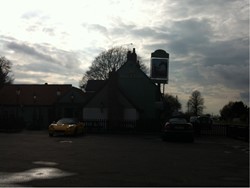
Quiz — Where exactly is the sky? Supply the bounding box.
[0,0,249,115]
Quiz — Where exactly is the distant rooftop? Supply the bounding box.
[0,84,73,106]
[85,80,106,93]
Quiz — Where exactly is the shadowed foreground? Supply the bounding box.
[0,131,248,187]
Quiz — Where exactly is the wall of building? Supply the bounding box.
[0,105,52,129]
[83,108,108,120]
[118,61,159,120]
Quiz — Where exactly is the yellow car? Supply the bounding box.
[48,118,85,136]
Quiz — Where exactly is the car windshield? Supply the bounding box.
[198,116,211,124]
[169,118,187,124]
[190,116,198,122]
[57,118,78,124]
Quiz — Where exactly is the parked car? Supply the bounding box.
[190,116,200,134]
[190,115,213,134]
[48,118,85,137]
[190,116,199,124]
[197,116,213,130]
[162,117,194,142]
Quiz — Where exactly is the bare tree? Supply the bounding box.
[79,47,147,89]
[0,56,14,88]
[187,90,204,116]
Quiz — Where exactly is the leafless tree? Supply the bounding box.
[187,90,205,116]
[79,47,147,89]
[0,56,14,88]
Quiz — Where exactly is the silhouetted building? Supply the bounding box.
[0,84,86,130]
[85,80,105,93]
[83,48,164,131]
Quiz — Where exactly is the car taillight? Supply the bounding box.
[165,123,171,129]
[187,123,192,129]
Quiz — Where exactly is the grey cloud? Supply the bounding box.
[0,35,17,42]
[86,24,108,35]
[13,69,48,84]
[166,18,213,56]
[25,23,56,37]
[22,11,53,34]
[26,24,40,32]
[6,41,82,71]
[170,55,249,92]
[161,0,240,20]
[202,64,249,90]
[240,91,249,104]
[21,11,50,21]
[21,11,42,19]
[6,42,55,63]
[32,44,83,74]
[131,27,158,38]
[202,38,249,66]
[109,22,136,36]
[109,23,166,41]
[135,18,213,56]
[139,12,248,95]
[14,59,65,75]
[3,39,84,86]
[42,27,55,36]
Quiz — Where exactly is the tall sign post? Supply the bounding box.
[150,49,169,95]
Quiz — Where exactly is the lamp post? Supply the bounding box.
[71,94,74,103]
[56,89,61,119]
[71,94,75,117]
[57,90,61,97]
[33,93,37,129]
[33,94,37,103]
[16,88,21,118]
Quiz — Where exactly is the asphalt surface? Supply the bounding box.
[0,131,249,187]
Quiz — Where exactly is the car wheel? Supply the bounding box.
[74,128,78,136]
[82,129,85,135]
[188,137,194,142]
[49,133,53,137]
[162,135,167,141]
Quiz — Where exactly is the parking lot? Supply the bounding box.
[0,131,249,187]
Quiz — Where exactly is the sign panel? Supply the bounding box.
[150,57,169,83]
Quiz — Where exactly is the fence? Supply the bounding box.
[84,119,137,132]
[194,123,249,141]
[199,124,228,136]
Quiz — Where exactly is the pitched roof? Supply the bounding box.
[0,84,72,106]
[58,86,88,104]
[83,78,142,111]
[85,80,106,92]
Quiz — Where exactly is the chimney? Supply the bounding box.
[127,48,137,63]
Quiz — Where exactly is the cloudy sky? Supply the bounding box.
[0,0,249,114]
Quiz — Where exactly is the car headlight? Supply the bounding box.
[49,125,54,129]
[68,124,75,128]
